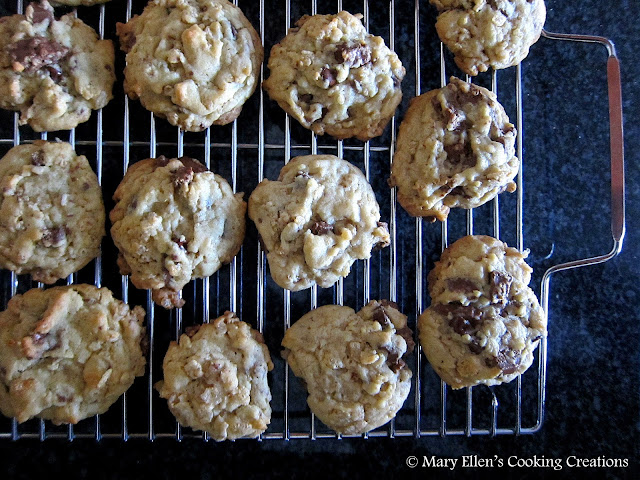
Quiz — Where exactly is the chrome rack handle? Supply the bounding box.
[539,30,626,311]
[529,30,626,434]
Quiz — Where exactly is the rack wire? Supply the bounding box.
[0,0,625,441]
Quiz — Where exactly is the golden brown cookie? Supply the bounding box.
[418,235,546,389]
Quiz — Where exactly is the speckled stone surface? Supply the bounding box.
[0,0,638,478]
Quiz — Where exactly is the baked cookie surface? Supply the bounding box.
[263,11,405,141]
[0,284,146,424]
[117,0,263,132]
[156,312,273,441]
[0,0,115,132]
[430,0,546,76]
[248,155,390,291]
[418,235,546,389]
[110,156,246,309]
[390,77,518,221]
[0,141,105,284]
[282,300,414,435]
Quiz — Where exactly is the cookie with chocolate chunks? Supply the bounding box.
[0,0,115,132]
[248,155,390,291]
[0,141,105,283]
[0,284,146,425]
[390,77,519,221]
[430,0,546,76]
[263,11,405,141]
[418,235,546,389]
[110,156,246,309]
[116,0,263,132]
[282,301,413,435]
[156,311,273,441]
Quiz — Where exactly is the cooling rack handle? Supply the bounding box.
[539,31,626,311]
[606,54,625,243]
[541,30,626,249]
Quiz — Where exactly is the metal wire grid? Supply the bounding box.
[0,0,624,441]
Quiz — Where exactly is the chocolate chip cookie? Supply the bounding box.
[282,301,414,435]
[263,11,405,141]
[248,155,390,291]
[390,77,518,221]
[109,156,246,309]
[418,235,546,389]
[430,0,546,76]
[0,284,146,425]
[156,312,273,441]
[0,0,115,132]
[116,0,263,132]
[0,141,105,284]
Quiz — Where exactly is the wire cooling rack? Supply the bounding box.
[0,0,625,441]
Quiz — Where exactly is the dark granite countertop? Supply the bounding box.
[0,0,638,478]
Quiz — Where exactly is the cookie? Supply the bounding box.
[156,312,273,441]
[418,235,546,389]
[390,77,518,221]
[282,300,414,435]
[116,0,263,132]
[263,11,405,141]
[109,156,246,309]
[248,155,390,291]
[0,141,105,284]
[0,284,146,425]
[430,0,546,76]
[0,0,115,132]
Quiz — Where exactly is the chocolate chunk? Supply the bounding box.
[380,299,398,310]
[44,64,63,83]
[433,303,484,336]
[31,150,45,166]
[41,227,66,247]
[489,271,512,304]
[185,325,201,337]
[310,221,333,235]
[334,43,371,68]
[431,96,465,131]
[27,2,54,25]
[396,326,416,354]
[300,93,313,104]
[176,156,207,173]
[8,37,69,74]
[452,82,485,106]
[373,306,392,327]
[173,166,194,187]
[321,67,337,87]
[468,340,484,354]
[446,278,479,294]
[155,155,170,168]
[381,346,406,373]
[495,350,521,374]
[443,140,475,168]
